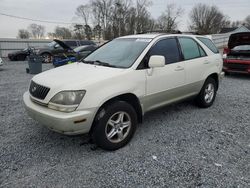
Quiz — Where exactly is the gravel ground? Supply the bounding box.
[0,61,250,188]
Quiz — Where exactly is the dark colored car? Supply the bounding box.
[36,39,96,63]
[8,48,29,61]
[74,45,98,59]
[223,32,250,75]
[52,42,97,67]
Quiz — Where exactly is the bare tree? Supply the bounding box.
[84,25,92,40]
[91,0,114,39]
[73,24,85,40]
[134,0,154,33]
[156,4,183,32]
[230,20,243,28]
[245,15,250,27]
[75,0,155,39]
[189,4,229,34]
[93,24,102,41]
[28,23,45,39]
[17,29,30,39]
[54,26,72,39]
[75,4,91,25]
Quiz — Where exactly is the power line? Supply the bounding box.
[0,12,74,25]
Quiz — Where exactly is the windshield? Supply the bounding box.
[84,38,151,68]
[232,45,250,51]
[47,41,57,47]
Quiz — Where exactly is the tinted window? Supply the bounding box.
[199,46,206,57]
[232,45,250,51]
[149,38,181,64]
[197,37,219,53]
[64,41,77,47]
[75,45,96,52]
[179,37,202,60]
[80,41,95,45]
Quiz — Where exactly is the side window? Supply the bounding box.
[178,37,204,60]
[197,37,219,54]
[199,46,206,57]
[149,38,181,64]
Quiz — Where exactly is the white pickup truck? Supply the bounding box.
[23,33,224,150]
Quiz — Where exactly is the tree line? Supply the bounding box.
[17,1,250,40]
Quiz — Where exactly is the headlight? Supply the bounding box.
[48,90,86,112]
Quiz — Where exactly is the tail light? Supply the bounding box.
[223,48,230,54]
[223,47,230,59]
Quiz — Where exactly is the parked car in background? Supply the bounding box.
[223,32,250,75]
[52,41,97,67]
[8,48,29,61]
[23,33,223,150]
[36,39,96,63]
[74,45,98,59]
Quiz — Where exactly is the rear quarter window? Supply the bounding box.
[197,37,219,54]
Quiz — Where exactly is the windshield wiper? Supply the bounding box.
[82,59,120,68]
[81,59,95,64]
[94,60,118,68]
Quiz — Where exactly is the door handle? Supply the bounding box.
[175,66,184,71]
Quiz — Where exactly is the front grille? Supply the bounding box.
[29,80,50,100]
[224,63,249,71]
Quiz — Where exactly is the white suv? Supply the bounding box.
[23,34,224,150]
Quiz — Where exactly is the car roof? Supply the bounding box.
[119,33,205,40]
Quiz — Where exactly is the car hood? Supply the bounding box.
[228,32,250,49]
[32,63,125,91]
[54,39,72,50]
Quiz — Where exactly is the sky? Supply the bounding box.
[0,0,249,38]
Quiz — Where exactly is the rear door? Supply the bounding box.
[144,38,186,111]
[178,37,208,94]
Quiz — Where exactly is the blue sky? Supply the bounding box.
[0,0,249,38]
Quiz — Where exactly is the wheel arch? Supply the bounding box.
[89,93,143,135]
[207,73,219,90]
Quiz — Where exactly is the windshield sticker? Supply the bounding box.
[136,39,152,43]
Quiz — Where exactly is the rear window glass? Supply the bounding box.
[64,41,77,47]
[232,45,250,51]
[80,41,95,45]
[197,37,219,54]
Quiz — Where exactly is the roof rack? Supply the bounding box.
[138,30,201,35]
[138,30,182,34]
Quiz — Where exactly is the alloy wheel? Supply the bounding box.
[105,111,131,143]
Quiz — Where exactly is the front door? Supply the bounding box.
[143,38,186,112]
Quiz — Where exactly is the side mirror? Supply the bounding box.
[148,55,165,68]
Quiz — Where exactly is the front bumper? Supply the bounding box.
[23,91,97,135]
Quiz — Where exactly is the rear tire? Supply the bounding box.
[92,101,137,151]
[195,77,217,108]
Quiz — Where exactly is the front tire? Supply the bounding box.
[195,77,217,108]
[92,101,137,151]
[41,53,52,63]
